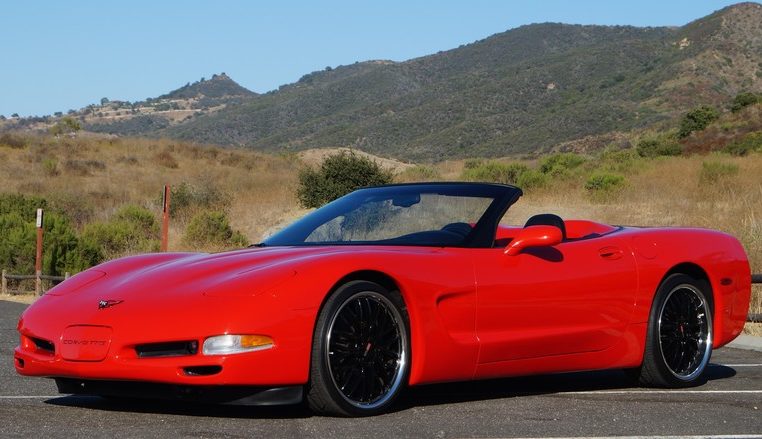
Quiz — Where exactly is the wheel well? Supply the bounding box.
[662,262,714,306]
[330,270,402,298]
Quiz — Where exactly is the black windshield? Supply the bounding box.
[264,183,522,248]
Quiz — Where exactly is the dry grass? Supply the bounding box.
[0,135,301,248]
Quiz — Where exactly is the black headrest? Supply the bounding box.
[524,213,566,240]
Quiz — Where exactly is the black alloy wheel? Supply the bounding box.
[634,273,713,387]
[307,280,409,416]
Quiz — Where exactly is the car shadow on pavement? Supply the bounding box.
[43,364,736,418]
[396,363,736,410]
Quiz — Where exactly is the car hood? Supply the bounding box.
[53,246,349,300]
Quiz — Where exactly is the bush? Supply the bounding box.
[183,211,248,249]
[678,105,720,138]
[49,117,81,136]
[0,212,36,274]
[730,92,760,113]
[461,160,528,184]
[597,148,641,173]
[42,158,59,176]
[64,159,106,176]
[516,169,548,190]
[0,193,47,217]
[539,153,585,177]
[0,133,27,149]
[79,205,160,262]
[723,131,762,156]
[699,161,739,185]
[297,151,393,208]
[636,136,682,158]
[585,172,625,193]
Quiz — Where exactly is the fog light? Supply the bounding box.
[202,334,273,355]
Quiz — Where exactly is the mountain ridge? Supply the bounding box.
[2,2,760,161]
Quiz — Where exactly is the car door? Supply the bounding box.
[472,233,637,364]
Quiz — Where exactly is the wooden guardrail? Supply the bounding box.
[1,270,69,296]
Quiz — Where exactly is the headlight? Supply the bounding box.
[202,334,273,355]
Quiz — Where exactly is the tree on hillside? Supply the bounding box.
[730,92,760,112]
[678,105,719,138]
[100,97,109,105]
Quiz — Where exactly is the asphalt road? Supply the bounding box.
[2,299,761,439]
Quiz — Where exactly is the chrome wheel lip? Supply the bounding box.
[657,283,712,382]
[325,291,408,410]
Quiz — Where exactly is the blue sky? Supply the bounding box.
[0,0,742,117]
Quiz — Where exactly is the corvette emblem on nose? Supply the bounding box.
[98,299,124,309]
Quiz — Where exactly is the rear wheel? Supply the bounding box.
[306,280,409,416]
[635,273,713,387]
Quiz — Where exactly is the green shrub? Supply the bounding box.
[0,193,47,217]
[461,160,528,184]
[723,131,762,156]
[730,92,761,113]
[678,105,720,138]
[516,169,548,190]
[0,212,36,274]
[585,172,625,193]
[699,161,739,184]
[297,151,393,208]
[183,211,248,249]
[636,136,682,158]
[79,205,160,262]
[597,148,641,173]
[539,153,585,177]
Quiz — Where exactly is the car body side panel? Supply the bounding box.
[472,232,638,366]
[623,227,751,349]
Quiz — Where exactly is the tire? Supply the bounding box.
[306,280,410,416]
[635,273,713,387]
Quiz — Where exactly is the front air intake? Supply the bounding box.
[31,337,55,354]
[135,341,198,358]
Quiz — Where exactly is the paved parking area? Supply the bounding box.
[2,300,761,438]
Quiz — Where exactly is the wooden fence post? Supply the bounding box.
[1,270,6,295]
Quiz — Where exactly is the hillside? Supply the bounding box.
[0,73,256,137]
[2,3,761,161]
[160,2,762,160]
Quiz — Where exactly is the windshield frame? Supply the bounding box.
[263,182,522,248]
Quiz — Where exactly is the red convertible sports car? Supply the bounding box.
[15,183,751,416]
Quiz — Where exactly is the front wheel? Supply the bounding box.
[635,273,713,387]
[306,280,410,416]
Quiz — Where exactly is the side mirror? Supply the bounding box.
[504,225,563,256]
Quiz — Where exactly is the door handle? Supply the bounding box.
[598,246,623,260]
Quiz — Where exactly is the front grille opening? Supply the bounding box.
[15,357,25,368]
[135,341,198,358]
[31,337,55,354]
[183,365,222,376]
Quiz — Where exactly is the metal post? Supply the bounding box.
[35,209,44,296]
[65,272,70,280]
[1,270,6,295]
[161,185,171,252]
